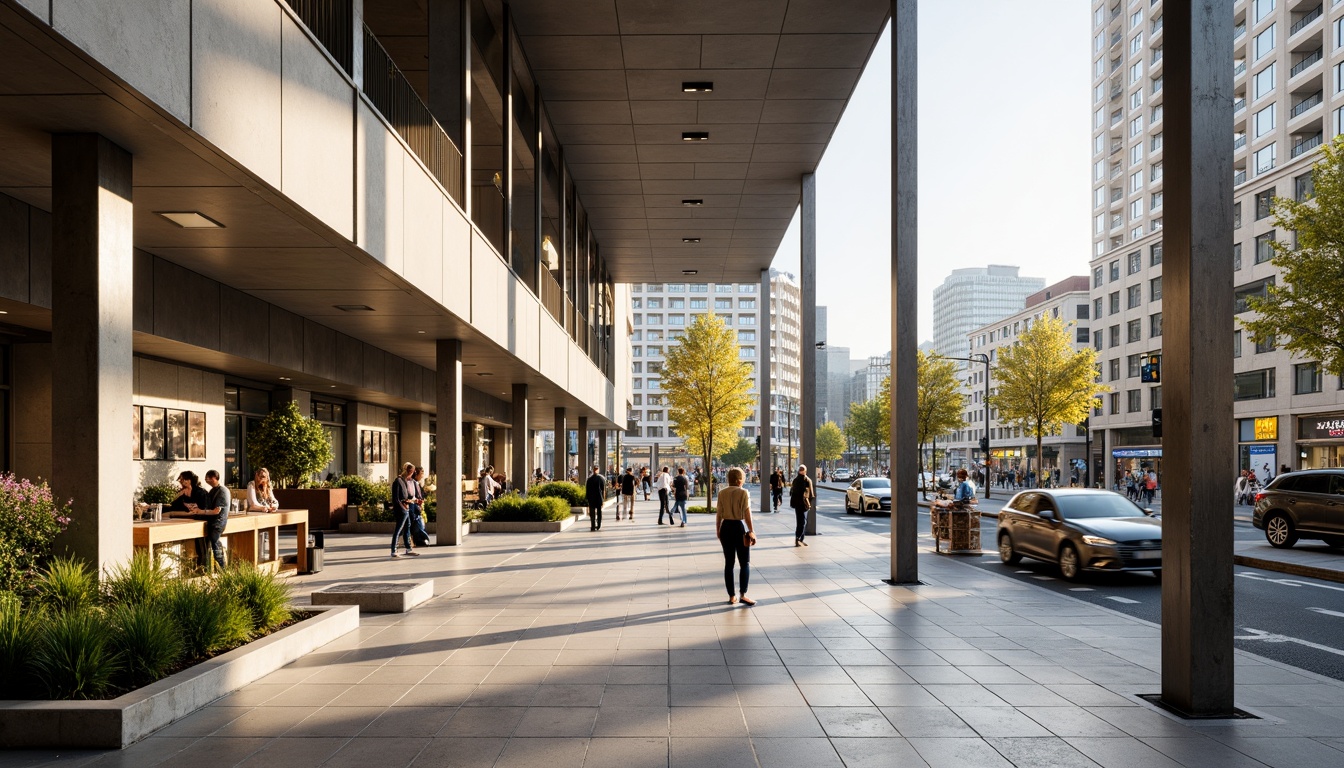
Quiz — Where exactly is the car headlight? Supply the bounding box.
[1081,535,1116,546]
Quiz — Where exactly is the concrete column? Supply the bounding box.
[512,384,529,492]
[401,411,432,469]
[598,429,608,474]
[759,268,773,516]
[651,443,660,472]
[1103,429,1116,491]
[428,0,470,213]
[578,416,590,474]
[435,340,464,545]
[553,407,567,480]
[801,172,818,536]
[51,133,134,572]
[889,1,918,584]
[1160,0,1235,717]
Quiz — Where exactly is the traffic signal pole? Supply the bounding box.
[941,353,992,499]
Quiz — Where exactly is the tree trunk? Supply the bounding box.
[1037,430,1044,489]
[705,438,714,513]
[918,441,927,500]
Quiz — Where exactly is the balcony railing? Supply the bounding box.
[1233,61,1246,77]
[1234,169,1247,185]
[1291,5,1324,35]
[287,0,353,74]
[1234,134,1247,149]
[1234,22,1246,39]
[1234,97,1247,113]
[1292,132,1324,157]
[1291,91,1323,117]
[1291,48,1323,77]
[362,26,464,204]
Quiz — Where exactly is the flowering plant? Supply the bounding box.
[0,473,73,593]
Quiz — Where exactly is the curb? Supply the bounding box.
[1232,554,1344,584]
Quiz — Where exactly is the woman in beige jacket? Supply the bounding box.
[715,467,757,605]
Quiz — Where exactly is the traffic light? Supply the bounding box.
[1141,354,1161,383]
[979,436,990,455]
[1151,408,1162,438]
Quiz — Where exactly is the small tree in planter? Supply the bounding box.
[245,402,333,489]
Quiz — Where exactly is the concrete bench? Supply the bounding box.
[310,580,434,613]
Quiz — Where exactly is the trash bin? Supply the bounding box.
[305,530,325,573]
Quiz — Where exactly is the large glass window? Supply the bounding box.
[1295,362,1323,394]
[1254,24,1275,61]
[1254,63,1276,99]
[311,401,346,482]
[540,108,563,318]
[224,384,271,487]
[470,0,507,256]
[1235,368,1276,400]
[509,26,538,292]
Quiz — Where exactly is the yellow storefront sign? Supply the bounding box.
[1254,417,1277,441]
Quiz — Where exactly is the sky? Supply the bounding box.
[770,0,1093,360]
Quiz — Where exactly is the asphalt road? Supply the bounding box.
[814,486,1344,683]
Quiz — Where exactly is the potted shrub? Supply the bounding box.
[531,481,587,515]
[246,402,345,528]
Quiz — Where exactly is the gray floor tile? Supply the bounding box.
[390,684,475,707]
[984,736,1101,767]
[735,684,809,707]
[582,737,669,768]
[440,706,527,737]
[669,684,739,707]
[494,737,589,768]
[1205,736,1344,768]
[1065,736,1186,768]
[322,737,430,768]
[463,684,540,707]
[907,737,1015,768]
[859,684,941,707]
[1137,737,1275,768]
[882,706,978,738]
[602,684,669,707]
[669,706,748,737]
[741,706,825,738]
[513,707,599,738]
[812,706,900,737]
[751,737,844,768]
[796,683,871,706]
[831,737,929,768]
[365,705,459,738]
[669,737,757,768]
[925,684,1011,708]
[591,707,671,737]
[954,707,1054,738]
[1022,707,1128,738]
[141,737,270,768]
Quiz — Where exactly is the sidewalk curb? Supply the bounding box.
[1232,554,1344,585]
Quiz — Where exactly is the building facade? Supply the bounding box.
[1088,0,1344,488]
[931,266,1046,363]
[944,277,1094,481]
[620,269,802,474]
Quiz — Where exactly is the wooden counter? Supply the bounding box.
[132,509,309,573]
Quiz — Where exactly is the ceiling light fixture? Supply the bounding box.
[279,376,292,381]
[682,199,703,207]
[683,237,701,244]
[334,304,375,312]
[681,131,709,142]
[683,269,699,276]
[477,372,493,376]
[417,330,426,334]
[156,211,224,229]
[682,82,714,93]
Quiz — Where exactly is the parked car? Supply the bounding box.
[845,478,891,514]
[1253,469,1344,549]
[832,468,852,482]
[996,489,1162,580]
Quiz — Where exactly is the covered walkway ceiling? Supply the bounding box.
[369,0,891,283]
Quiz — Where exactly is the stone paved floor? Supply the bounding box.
[6,494,1344,768]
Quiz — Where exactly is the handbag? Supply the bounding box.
[743,531,756,547]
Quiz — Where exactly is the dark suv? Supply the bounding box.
[1253,469,1344,549]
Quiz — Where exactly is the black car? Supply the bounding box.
[1252,469,1344,549]
[997,489,1162,580]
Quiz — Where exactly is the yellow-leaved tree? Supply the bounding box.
[988,315,1108,479]
[662,314,756,511]
[815,421,846,473]
[917,353,968,498]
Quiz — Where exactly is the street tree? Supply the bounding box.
[845,398,884,471]
[917,353,967,499]
[988,315,1107,483]
[662,314,755,511]
[719,436,756,467]
[1244,135,1344,378]
[815,421,845,473]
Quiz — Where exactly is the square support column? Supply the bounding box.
[598,429,608,474]
[51,133,134,573]
[801,172,818,535]
[1160,0,1236,717]
[400,411,433,470]
[512,384,530,493]
[889,1,919,584]
[553,407,567,481]
[759,268,773,516]
[435,340,464,545]
[578,416,590,475]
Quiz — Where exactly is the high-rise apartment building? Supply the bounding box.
[932,266,1046,363]
[1089,0,1344,487]
[622,270,801,472]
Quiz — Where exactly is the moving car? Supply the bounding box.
[845,478,891,514]
[996,489,1162,580]
[832,468,852,482]
[1253,469,1344,549]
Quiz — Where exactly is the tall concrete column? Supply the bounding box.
[428,0,470,212]
[401,411,432,469]
[435,340,464,545]
[1161,0,1235,717]
[598,429,608,474]
[1103,428,1116,491]
[578,416,590,472]
[553,407,567,480]
[889,1,918,584]
[759,268,773,516]
[651,443,660,471]
[512,384,530,492]
[801,172,818,535]
[51,134,134,572]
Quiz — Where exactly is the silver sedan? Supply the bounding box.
[845,478,892,514]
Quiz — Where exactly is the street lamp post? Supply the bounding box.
[939,354,992,500]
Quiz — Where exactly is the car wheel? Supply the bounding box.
[1151,569,1162,582]
[844,497,853,514]
[1264,513,1299,549]
[1058,543,1081,581]
[1323,535,1344,549]
[998,533,1021,565]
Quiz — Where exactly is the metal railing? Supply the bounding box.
[1291,48,1323,77]
[1233,61,1245,77]
[1292,92,1323,117]
[539,270,564,327]
[286,0,353,73]
[1292,132,1324,157]
[1234,134,1247,149]
[1234,169,1247,185]
[362,26,464,204]
[1291,5,1324,35]
[1234,98,1247,113]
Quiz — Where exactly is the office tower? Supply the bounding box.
[931,266,1046,363]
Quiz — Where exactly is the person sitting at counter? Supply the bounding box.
[169,471,212,514]
[198,469,230,571]
[247,468,280,512]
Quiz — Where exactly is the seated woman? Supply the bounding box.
[933,469,977,510]
[247,467,280,512]
[169,471,212,514]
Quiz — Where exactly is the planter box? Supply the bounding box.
[0,604,359,749]
[274,488,348,530]
[472,516,574,533]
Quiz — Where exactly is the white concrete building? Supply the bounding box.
[931,266,1045,364]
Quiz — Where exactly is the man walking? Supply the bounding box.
[671,467,690,527]
[618,467,637,521]
[790,465,814,547]
[199,470,230,571]
[769,467,785,513]
[655,466,675,524]
[586,465,606,531]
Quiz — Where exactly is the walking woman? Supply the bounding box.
[715,467,757,606]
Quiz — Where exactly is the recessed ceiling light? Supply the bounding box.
[683,269,699,275]
[681,131,709,142]
[417,330,426,334]
[683,237,701,244]
[334,304,375,312]
[682,199,704,207]
[682,82,714,93]
[156,211,224,229]
[329,385,336,388]
[0,310,7,314]
[477,372,493,376]
[279,376,292,381]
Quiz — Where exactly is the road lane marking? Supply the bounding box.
[1235,627,1344,657]
[1015,570,1032,574]
[1105,596,1140,604]
[1307,607,1344,619]
[1031,575,1055,581]
[1237,571,1344,593]
[1069,587,1095,592]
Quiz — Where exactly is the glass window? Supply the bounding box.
[1150,276,1162,301]
[1127,251,1141,274]
[1110,325,1121,348]
[1235,368,1276,400]
[1110,292,1120,315]
[1110,392,1121,414]
[1234,329,1242,358]
[1128,354,1142,378]
[1235,278,1274,312]
[1255,0,1275,24]
[1150,312,1163,338]
[1093,266,1104,288]
[1295,362,1323,394]
[690,298,707,309]
[1077,303,1090,320]
[1094,297,1104,319]
[1254,189,1275,219]
[1127,284,1142,308]
[1254,63,1276,99]
[1127,390,1142,412]
[1255,143,1277,174]
[1128,319,1142,343]
[1255,231,1277,263]
[1234,242,1243,269]
[1254,104,1275,138]
[1110,359,1121,381]
[1254,24,1275,61]
[1295,172,1315,200]
[1110,260,1120,281]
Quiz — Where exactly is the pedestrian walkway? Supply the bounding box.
[8,499,1344,767]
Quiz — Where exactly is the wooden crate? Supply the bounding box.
[931,507,981,554]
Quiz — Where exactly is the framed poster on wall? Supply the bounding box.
[166,409,187,461]
[188,411,206,460]
[141,406,165,460]
[361,430,372,463]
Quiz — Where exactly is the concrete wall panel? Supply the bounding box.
[218,287,270,360]
[53,0,192,122]
[303,319,337,380]
[281,14,354,239]
[384,353,405,400]
[192,0,283,187]
[138,357,179,402]
[132,250,154,334]
[0,194,29,302]
[27,208,51,309]
[267,305,304,370]
[12,344,52,482]
[362,345,386,392]
[540,318,568,388]
[335,333,363,381]
[402,161,443,304]
[15,0,49,23]
[507,276,541,371]
[442,200,471,320]
[355,103,405,271]
[152,259,220,349]
[470,232,507,341]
